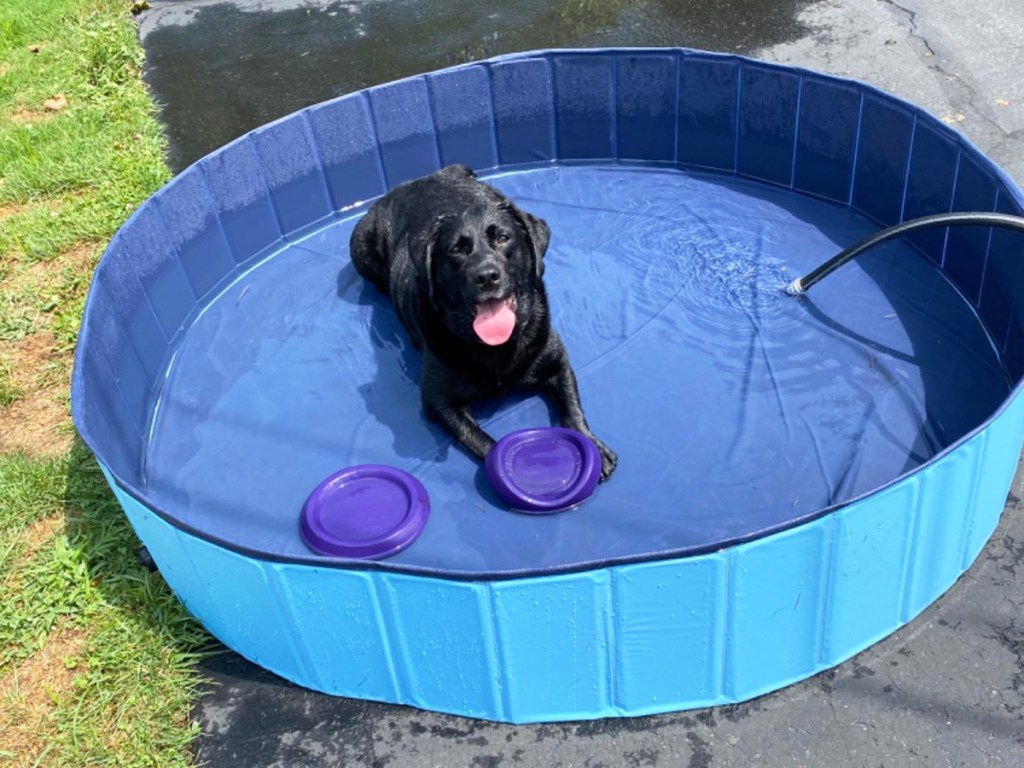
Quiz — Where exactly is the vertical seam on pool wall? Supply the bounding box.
[720,548,734,700]
[299,110,338,215]
[483,63,502,171]
[974,184,1000,308]
[898,479,924,624]
[423,78,445,172]
[959,429,989,570]
[816,514,838,667]
[847,93,865,206]
[993,189,1015,354]
[605,569,618,712]
[788,76,804,190]
[484,63,500,166]
[369,575,405,703]
[898,115,919,224]
[732,61,743,177]
[363,91,392,191]
[672,51,682,167]
[610,54,620,165]
[549,53,561,163]
[485,582,512,721]
[941,147,964,270]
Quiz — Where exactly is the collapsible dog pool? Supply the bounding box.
[72,49,1024,722]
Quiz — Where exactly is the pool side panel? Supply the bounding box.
[945,153,999,306]
[615,52,677,164]
[489,58,555,167]
[153,166,236,303]
[612,554,727,714]
[852,95,914,227]
[491,571,611,722]
[367,78,441,188]
[793,77,859,204]
[676,54,739,172]
[903,122,959,264]
[380,573,501,719]
[101,381,1024,721]
[199,136,284,266]
[552,54,615,162]
[428,65,500,173]
[737,63,800,187]
[250,115,334,235]
[306,94,387,210]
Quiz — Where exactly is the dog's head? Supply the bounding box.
[419,195,550,346]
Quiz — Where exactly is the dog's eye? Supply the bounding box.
[449,236,472,257]
[494,233,511,246]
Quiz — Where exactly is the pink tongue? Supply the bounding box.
[472,298,516,345]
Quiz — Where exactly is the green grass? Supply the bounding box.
[0,2,212,766]
[0,0,170,260]
[0,366,19,408]
[0,448,213,767]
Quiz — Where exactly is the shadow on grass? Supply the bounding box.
[61,435,219,656]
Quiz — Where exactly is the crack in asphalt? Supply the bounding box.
[879,0,1012,140]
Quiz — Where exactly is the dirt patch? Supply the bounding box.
[7,95,66,125]
[0,201,29,221]
[15,514,65,565]
[53,242,99,277]
[3,242,99,289]
[0,625,89,767]
[1,257,49,296]
[0,332,72,457]
[7,109,51,126]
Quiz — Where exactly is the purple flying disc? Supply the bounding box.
[300,465,430,559]
[485,427,601,513]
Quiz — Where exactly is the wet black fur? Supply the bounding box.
[348,164,617,480]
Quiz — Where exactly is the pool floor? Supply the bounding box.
[143,165,1009,576]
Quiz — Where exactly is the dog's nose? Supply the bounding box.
[472,265,501,288]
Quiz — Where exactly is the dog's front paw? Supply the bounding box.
[594,440,618,482]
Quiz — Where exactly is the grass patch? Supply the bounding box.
[0,360,20,407]
[0,447,214,767]
[0,1,212,765]
[0,0,170,260]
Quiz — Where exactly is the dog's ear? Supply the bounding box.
[417,215,449,307]
[440,164,477,181]
[515,207,550,282]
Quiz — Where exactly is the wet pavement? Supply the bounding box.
[134,1,1024,765]
[139,0,814,171]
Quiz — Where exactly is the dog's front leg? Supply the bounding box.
[421,355,496,460]
[537,341,618,481]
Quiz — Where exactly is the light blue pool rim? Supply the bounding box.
[103,388,1024,721]
[73,47,1024,721]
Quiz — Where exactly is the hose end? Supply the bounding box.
[785,277,806,296]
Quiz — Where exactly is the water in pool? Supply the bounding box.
[144,165,1010,576]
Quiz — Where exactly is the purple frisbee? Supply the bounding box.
[485,427,602,513]
[300,465,430,559]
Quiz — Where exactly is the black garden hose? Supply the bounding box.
[785,212,1024,296]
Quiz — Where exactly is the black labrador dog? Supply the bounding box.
[349,164,617,480]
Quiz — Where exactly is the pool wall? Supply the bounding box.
[73,49,1024,721]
